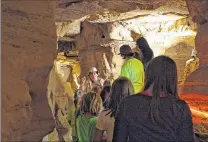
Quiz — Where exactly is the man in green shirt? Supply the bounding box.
[119,45,145,93]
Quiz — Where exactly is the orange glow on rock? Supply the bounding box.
[180,93,208,124]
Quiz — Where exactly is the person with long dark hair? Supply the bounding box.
[94,77,134,142]
[113,56,194,142]
[100,85,111,109]
[136,37,154,69]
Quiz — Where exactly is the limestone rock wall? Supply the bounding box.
[181,1,208,136]
[55,0,195,81]
[55,0,199,84]
[55,0,188,21]
[47,64,74,142]
[55,0,189,37]
[56,19,84,37]
[186,0,208,25]
[2,1,57,141]
[183,0,208,95]
[76,14,195,80]
[183,22,208,95]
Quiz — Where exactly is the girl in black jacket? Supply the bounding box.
[113,56,194,142]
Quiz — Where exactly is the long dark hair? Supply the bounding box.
[136,37,154,65]
[106,77,134,117]
[144,56,179,122]
[100,86,111,108]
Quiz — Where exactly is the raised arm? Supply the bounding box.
[81,80,88,94]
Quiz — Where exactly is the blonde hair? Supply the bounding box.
[79,92,101,116]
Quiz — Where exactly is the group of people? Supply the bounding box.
[67,37,196,142]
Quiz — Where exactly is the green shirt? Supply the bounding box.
[120,57,145,93]
[76,115,98,142]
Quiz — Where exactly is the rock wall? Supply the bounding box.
[186,0,208,25]
[55,0,205,86]
[47,64,74,141]
[55,1,196,82]
[183,22,208,95]
[181,2,208,137]
[55,0,188,21]
[2,1,57,141]
[76,13,195,80]
[183,0,208,95]
[55,0,189,38]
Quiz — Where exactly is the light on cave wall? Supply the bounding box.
[133,14,197,56]
[119,29,131,41]
[109,13,196,57]
[144,30,196,57]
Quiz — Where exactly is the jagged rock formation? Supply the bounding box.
[47,63,74,141]
[2,0,57,141]
[180,1,208,140]
[55,0,188,21]
[183,23,208,95]
[55,0,196,81]
[186,0,208,25]
[55,0,190,38]
[183,0,208,95]
[70,11,195,80]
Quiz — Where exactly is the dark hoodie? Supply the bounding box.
[136,37,154,68]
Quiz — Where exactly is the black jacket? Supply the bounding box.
[113,94,194,142]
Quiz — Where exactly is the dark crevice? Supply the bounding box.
[50,92,53,106]
[3,7,29,20]
[11,44,21,48]
[65,0,84,7]
[33,40,43,44]
[29,91,35,100]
